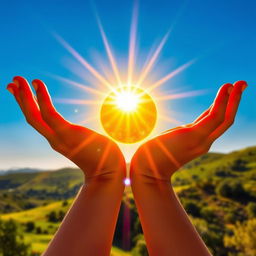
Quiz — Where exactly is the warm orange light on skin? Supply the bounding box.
[100,86,157,144]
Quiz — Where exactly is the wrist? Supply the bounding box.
[130,166,171,187]
[84,168,126,187]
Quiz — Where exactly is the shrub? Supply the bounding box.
[58,210,65,221]
[224,218,256,255]
[47,211,58,223]
[25,221,35,232]
[215,180,245,199]
[62,200,68,207]
[183,200,201,217]
[36,227,42,234]
[247,202,256,218]
[200,207,216,222]
[224,212,237,224]
[131,235,148,256]
[0,219,30,256]
[230,159,248,171]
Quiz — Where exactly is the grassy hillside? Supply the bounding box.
[0,146,256,255]
[0,168,84,213]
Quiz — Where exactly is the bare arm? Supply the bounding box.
[130,81,247,255]
[7,76,126,256]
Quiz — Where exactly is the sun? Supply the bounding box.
[115,90,139,112]
[100,86,157,144]
[53,2,202,158]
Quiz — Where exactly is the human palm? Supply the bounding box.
[131,81,247,181]
[7,76,125,180]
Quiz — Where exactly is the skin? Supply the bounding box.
[7,76,126,256]
[7,77,247,255]
[130,80,247,255]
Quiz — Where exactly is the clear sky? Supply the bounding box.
[0,0,255,170]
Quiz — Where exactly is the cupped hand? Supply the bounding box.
[7,76,126,182]
[130,81,247,182]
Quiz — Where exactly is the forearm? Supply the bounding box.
[131,174,211,256]
[43,173,125,256]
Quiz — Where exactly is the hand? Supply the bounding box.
[131,81,247,182]
[7,76,126,182]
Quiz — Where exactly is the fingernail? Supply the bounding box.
[13,79,20,88]
[227,86,233,95]
[242,83,248,92]
[7,87,14,95]
[32,81,38,91]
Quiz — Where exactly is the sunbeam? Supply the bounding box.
[50,2,204,154]
[155,139,180,169]
[54,98,102,105]
[50,74,105,96]
[147,60,195,92]
[53,33,114,91]
[154,89,208,101]
[127,0,139,86]
[137,31,170,86]
[96,15,122,85]
[158,114,181,125]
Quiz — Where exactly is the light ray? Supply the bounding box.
[96,141,113,174]
[127,0,139,85]
[137,31,170,86]
[68,133,97,159]
[147,60,195,92]
[155,139,180,170]
[158,114,181,125]
[96,16,122,85]
[50,74,105,96]
[54,98,101,105]
[143,145,159,178]
[53,33,114,90]
[80,116,99,125]
[155,89,208,101]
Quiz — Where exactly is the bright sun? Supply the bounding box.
[115,91,139,112]
[54,3,200,149]
[100,86,157,144]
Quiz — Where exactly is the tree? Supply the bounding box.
[224,218,256,256]
[58,210,66,221]
[25,221,35,232]
[131,234,148,256]
[230,158,247,171]
[216,180,245,199]
[247,202,256,218]
[47,211,58,223]
[183,200,201,217]
[35,227,42,234]
[0,219,30,256]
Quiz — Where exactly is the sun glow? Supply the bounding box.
[100,86,157,144]
[52,2,205,161]
[115,89,139,112]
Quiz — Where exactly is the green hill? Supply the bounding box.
[0,168,84,213]
[0,146,256,255]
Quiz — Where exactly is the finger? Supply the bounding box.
[207,80,247,143]
[193,104,212,123]
[10,76,53,139]
[31,79,69,130]
[7,83,22,106]
[193,83,233,136]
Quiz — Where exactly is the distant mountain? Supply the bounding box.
[0,146,255,214]
[0,167,45,176]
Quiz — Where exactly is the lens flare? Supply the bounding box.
[124,178,131,186]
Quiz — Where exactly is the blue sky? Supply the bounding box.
[0,0,255,170]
